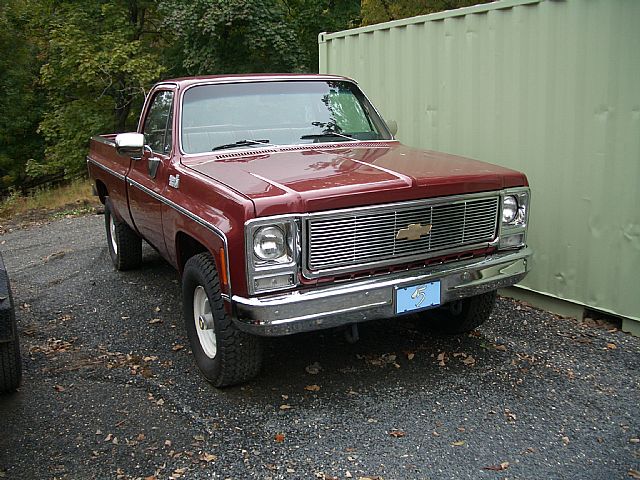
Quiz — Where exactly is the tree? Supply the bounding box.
[160,0,307,75]
[0,0,45,189]
[282,0,361,72]
[361,0,491,26]
[29,0,166,178]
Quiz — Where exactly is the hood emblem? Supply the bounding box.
[396,223,432,241]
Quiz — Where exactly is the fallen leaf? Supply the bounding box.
[149,318,162,324]
[389,430,406,438]
[451,440,465,446]
[144,476,157,480]
[200,453,217,462]
[437,352,446,366]
[407,353,415,360]
[54,385,65,392]
[494,344,507,351]
[172,344,184,352]
[305,384,321,392]
[156,399,165,406]
[274,433,285,442]
[164,440,172,447]
[279,404,292,410]
[483,462,509,471]
[562,436,570,445]
[193,434,205,442]
[462,355,476,366]
[104,434,113,442]
[630,438,640,444]
[137,433,145,441]
[606,343,617,350]
[154,306,161,313]
[629,469,640,479]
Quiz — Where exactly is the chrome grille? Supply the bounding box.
[306,195,499,273]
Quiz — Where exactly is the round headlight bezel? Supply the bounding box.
[502,195,518,224]
[253,226,286,261]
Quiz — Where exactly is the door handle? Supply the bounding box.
[148,157,161,178]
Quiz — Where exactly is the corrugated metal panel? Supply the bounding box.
[319,0,640,322]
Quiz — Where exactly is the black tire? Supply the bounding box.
[426,291,497,334]
[104,198,142,271]
[182,253,262,387]
[0,266,21,393]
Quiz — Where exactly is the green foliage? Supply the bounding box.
[160,0,307,75]
[30,0,166,178]
[361,0,491,26]
[282,0,361,72]
[0,0,45,188]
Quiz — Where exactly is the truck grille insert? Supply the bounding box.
[306,195,499,274]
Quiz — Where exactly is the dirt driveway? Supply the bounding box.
[0,214,638,479]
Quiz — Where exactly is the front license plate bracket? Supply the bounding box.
[395,281,441,314]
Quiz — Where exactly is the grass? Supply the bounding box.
[0,178,101,227]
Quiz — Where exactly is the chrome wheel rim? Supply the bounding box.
[109,214,118,255]
[193,286,217,359]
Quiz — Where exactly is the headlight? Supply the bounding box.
[246,217,301,294]
[499,188,530,250]
[253,226,286,260]
[502,195,518,223]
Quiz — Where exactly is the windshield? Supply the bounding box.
[181,80,392,154]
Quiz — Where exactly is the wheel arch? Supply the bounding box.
[175,231,227,286]
[94,179,108,204]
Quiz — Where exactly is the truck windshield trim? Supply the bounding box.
[179,80,393,156]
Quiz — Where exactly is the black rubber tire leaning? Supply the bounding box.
[0,254,21,393]
[427,290,498,334]
[104,198,142,271]
[182,253,262,387]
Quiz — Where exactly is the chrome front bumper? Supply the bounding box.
[232,247,532,336]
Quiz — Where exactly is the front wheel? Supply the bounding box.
[182,253,262,387]
[424,291,497,334]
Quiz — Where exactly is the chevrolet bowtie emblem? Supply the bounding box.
[396,223,433,241]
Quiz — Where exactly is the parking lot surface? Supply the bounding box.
[0,214,638,479]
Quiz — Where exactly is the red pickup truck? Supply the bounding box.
[88,74,531,387]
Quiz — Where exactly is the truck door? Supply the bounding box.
[126,89,175,257]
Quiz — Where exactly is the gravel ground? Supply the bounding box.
[0,214,638,480]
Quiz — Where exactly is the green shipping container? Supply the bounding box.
[319,0,640,328]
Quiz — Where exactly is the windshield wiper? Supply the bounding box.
[300,132,359,142]
[212,139,272,151]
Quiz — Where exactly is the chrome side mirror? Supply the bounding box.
[386,120,398,137]
[115,133,145,158]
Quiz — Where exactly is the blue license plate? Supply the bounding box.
[395,281,441,314]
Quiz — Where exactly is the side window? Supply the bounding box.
[142,91,174,154]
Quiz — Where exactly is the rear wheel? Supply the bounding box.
[182,253,262,387]
[104,198,142,270]
[425,291,497,334]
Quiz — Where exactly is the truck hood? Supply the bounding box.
[183,142,527,216]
